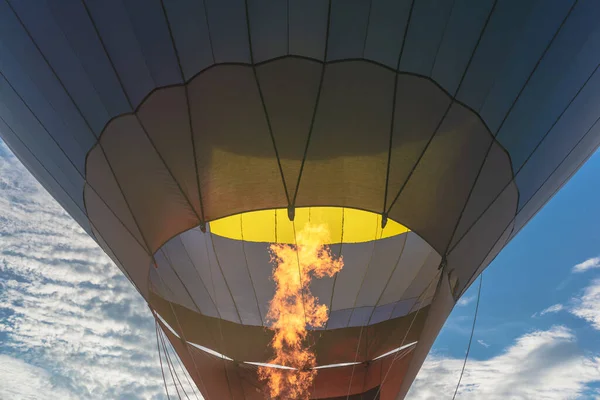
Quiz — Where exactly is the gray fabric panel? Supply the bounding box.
[330,242,375,312]
[0,36,93,175]
[84,0,155,106]
[8,0,110,134]
[158,237,219,318]
[370,302,396,325]
[397,272,454,399]
[448,181,518,295]
[515,67,600,209]
[327,309,353,330]
[430,0,495,95]
[247,0,288,63]
[86,146,146,249]
[513,119,600,241]
[122,0,182,87]
[179,227,241,324]
[384,75,452,210]
[136,85,202,217]
[161,0,214,80]
[288,0,329,60]
[456,0,537,111]
[326,0,371,61]
[295,61,393,210]
[255,58,322,199]
[399,0,456,75]
[188,65,287,220]
[379,232,436,306]
[354,234,407,308]
[449,141,513,250]
[151,251,200,313]
[47,0,131,119]
[100,114,200,252]
[400,251,441,300]
[85,185,151,298]
[496,0,600,171]
[204,0,250,63]
[479,0,574,133]
[390,298,417,319]
[363,0,412,69]
[388,103,492,253]
[239,239,274,325]
[348,306,374,328]
[210,234,263,326]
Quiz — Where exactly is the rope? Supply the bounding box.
[452,273,483,400]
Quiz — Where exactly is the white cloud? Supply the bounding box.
[457,295,475,307]
[0,142,168,399]
[477,339,490,348]
[570,278,600,330]
[537,304,565,317]
[572,257,600,273]
[0,355,79,400]
[409,326,600,399]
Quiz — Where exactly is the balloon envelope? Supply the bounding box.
[0,1,599,399]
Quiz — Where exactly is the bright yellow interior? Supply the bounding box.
[209,207,409,244]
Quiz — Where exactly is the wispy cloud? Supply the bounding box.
[572,257,600,273]
[457,295,475,307]
[477,339,490,348]
[409,326,600,399]
[532,304,565,318]
[0,142,166,399]
[569,278,600,331]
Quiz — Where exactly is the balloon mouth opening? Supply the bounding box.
[208,206,410,245]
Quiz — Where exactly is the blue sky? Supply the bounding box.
[2,137,600,399]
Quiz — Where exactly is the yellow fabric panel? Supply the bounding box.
[209,207,409,244]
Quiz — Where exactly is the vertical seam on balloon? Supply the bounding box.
[243,0,291,206]
[361,0,373,58]
[382,0,416,215]
[385,0,499,216]
[323,206,344,330]
[240,213,265,326]
[177,235,222,316]
[202,231,235,400]
[291,0,332,207]
[457,109,600,298]
[286,0,290,56]
[429,0,457,77]
[159,0,207,224]
[363,232,408,327]
[201,0,217,63]
[443,1,580,256]
[5,0,155,253]
[207,232,244,324]
[345,216,381,328]
[44,0,113,131]
[120,1,159,88]
[81,0,204,228]
[344,218,383,399]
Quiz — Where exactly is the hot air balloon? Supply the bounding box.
[1,0,600,398]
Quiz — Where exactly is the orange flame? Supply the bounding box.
[258,223,344,399]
